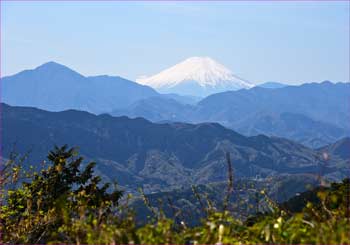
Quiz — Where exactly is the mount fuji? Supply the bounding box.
[137,57,254,97]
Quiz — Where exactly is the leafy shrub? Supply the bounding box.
[1,146,349,244]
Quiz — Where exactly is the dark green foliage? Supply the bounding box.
[0,145,122,243]
[1,146,349,244]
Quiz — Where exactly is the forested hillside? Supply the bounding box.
[1,146,349,244]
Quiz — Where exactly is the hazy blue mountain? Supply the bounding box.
[318,137,350,161]
[109,81,350,147]
[257,81,287,89]
[112,96,194,122]
[3,103,347,192]
[195,81,350,131]
[87,75,159,111]
[2,62,158,114]
[3,63,348,148]
[161,93,202,105]
[234,112,350,148]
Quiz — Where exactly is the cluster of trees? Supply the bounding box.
[1,145,349,244]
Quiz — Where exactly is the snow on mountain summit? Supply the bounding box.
[136,57,253,97]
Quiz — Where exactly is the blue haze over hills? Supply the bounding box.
[2,62,349,148]
[2,62,158,113]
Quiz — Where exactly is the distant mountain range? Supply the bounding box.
[112,96,194,122]
[3,103,348,192]
[257,81,287,89]
[3,62,349,148]
[136,57,253,97]
[319,137,350,161]
[112,82,350,148]
[2,62,159,114]
[194,81,350,135]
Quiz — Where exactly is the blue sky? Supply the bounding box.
[1,1,349,84]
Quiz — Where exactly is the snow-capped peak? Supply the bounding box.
[136,57,253,96]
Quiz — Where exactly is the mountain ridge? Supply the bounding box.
[4,62,349,148]
[110,81,350,148]
[2,62,159,114]
[3,103,347,192]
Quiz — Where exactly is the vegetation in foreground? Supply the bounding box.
[1,145,349,244]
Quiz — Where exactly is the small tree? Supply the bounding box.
[0,145,123,243]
